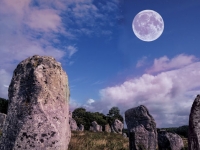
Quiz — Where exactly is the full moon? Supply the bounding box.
[132,10,164,42]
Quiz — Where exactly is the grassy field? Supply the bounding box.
[68,131,129,150]
[69,131,189,150]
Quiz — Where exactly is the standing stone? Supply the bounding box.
[188,95,200,150]
[69,117,78,131]
[123,133,127,138]
[69,111,78,131]
[79,124,84,131]
[113,119,123,134]
[0,113,6,130]
[0,55,71,150]
[89,126,94,131]
[91,121,101,132]
[111,125,117,133]
[105,124,111,133]
[158,130,184,150]
[125,105,157,150]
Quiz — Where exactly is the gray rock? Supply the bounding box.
[69,117,78,131]
[105,124,111,133]
[188,94,200,150]
[91,121,101,132]
[0,55,71,150]
[113,119,123,134]
[158,130,184,150]
[79,124,84,131]
[125,105,157,150]
[0,113,6,130]
[123,133,127,138]
[89,126,94,131]
[111,125,117,133]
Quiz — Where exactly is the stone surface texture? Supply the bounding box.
[91,121,101,132]
[0,55,71,150]
[113,119,123,134]
[158,130,184,150]
[105,124,111,133]
[125,105,157,150]
[0,113,6,130]
[79,124,84,131]
[188,95,200,150]
[69,117,78,131]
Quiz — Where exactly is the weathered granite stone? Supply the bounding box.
[89,126,94,131]
[0,113,6,130]
[0,55,71,150]
[91,121,101,132]
[69,117,78,131]
[123,133,127,138]
[125,105,157,150]
[105,124,111,133]
[188,94,200,150]
[113,119,123,134]
[158,130,184,150]
[79,124,84,131]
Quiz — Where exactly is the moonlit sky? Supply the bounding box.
[1,0,200,128]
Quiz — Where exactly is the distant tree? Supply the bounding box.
[72,107,108,130]
[107,107,123,125]
[0,97,8,114]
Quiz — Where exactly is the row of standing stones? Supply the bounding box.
[0,55,199,149]
[69,110,124,134]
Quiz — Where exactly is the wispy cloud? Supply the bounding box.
[136,56,148,68]
[66,46,78,58]
[147,54,197,73]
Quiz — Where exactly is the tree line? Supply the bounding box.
[72,107,124,130]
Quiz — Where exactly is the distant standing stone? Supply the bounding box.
[123,133,127,138]
[0,113,6,130]
[79,124,84,131]
[0,55,71,150]
[113,119,123,134]
[91,121,101,132]
[158,130,184,150]
[188,95,200,150]
[69,117,78,131]
[125,105,157,150]
[105,124,111,133]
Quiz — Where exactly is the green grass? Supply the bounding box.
[68,131,129,150]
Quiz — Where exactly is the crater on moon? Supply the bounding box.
[132,10,164,42]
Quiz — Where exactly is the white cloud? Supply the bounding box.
[66,46,78,58]
[86,99,95,105]
[87,59,200,128]
[147,54,197,73]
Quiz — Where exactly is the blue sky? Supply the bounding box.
[1,0,200,128]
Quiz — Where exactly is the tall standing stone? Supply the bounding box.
[188,95,200,150]
[0,55,71,150]
[125,105,157,150]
